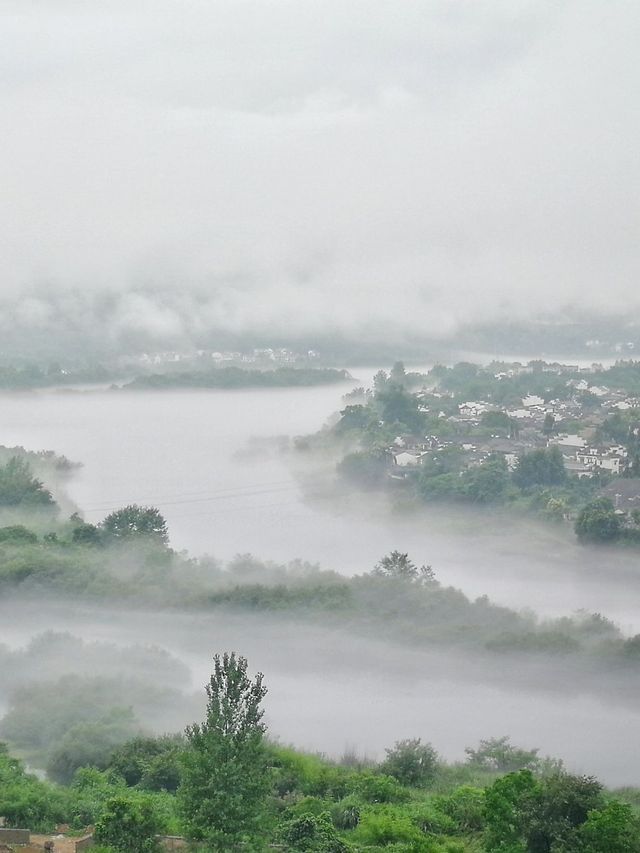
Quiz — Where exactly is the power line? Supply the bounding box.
[80,482,303,515]
[78,477,296,509]
[167,499,310,521]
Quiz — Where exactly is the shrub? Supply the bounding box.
[435,785,485,833]
[94,795,161,853]
[381,739,439,787]
[353,772,411,804]
[279,811,351,852]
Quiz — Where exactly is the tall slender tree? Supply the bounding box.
[179,653,269,851]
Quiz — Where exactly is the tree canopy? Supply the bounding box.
[372,551,435,583]
[101,505,169,544]
[0,457,55,508]
[575,497,621,543]
[513,446,567,490]
[179,653,270,850]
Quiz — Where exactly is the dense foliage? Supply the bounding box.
[303,361,640,545]
[1,441,638,850]
[179,653,270,850]
[123,366,351,390]
[0,667,638,852]
[0,456,56,509]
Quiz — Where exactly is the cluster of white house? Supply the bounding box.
[550,435,628,477]
[136,347,317,366]
[389,385,638,481]
[390,435,629,480]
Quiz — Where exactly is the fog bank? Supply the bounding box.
[2,600,639,787]
[2,2,640,352]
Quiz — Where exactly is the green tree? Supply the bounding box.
[374,385,425,433]
[101,505,168,544]
[280,811,351,852]
[513,447,567,490]
[0,743,68,831]
[337,450,388,487]
[0,525,38,544]
[373,370,389,392]
[482,410,513,435]
[372,551,435,583]
[71,516,102,546]
[463,455,510,503]
[526,772,603,852]
[484,770,603,853]
[0,457,55,508]
[545,496,569,522]
[577,801,640,853]
[109,734,184,792]
[465,736,539,772]
[335,404,372,434]
[575,498,621,543]
[419,446,464,478]
[94,795,160,852]
[179,652,270,850]
[46,709,141,784]
[390,361,407,386]
[380,738,439,787]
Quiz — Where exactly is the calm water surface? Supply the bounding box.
[0,376,638,628]
[1,377,640,784]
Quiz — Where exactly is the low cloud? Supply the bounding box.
[1,1,639,352]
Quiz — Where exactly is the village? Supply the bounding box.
[382,361,640,518]
[135,346,320,368]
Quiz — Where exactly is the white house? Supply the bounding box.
[522,395,545,408]
[393,451,424,468]
[575,447,626,475]
[553,434,587,449]
[458,402,487,418]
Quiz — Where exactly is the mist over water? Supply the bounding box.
[2,375,640,785]
[0,376,639,629]
[3,5,640,838]
[2,599,639,787]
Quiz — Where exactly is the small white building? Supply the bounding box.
[553,434,587,449]
[458,402,487,418]
[393,451,424,468]
[522,395,545,408]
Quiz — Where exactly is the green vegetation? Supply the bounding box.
[575,497,622,543]
[0,512,639,696]
[101,505,169,545]
[0,447,635,722]
[0,362,110,389]
[380,739,439,788]
[1,444,639,850]
[179,652,270,850]
[0,659,639,852]
[303,361,640,545]
[512,446,567,490]
[95,795,162,853]
[0,456,56,509]
[123,366,351,390]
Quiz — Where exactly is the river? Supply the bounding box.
[0,373,639,630]
[1,375,640,783]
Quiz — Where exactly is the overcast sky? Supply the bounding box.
[1,1,639,348]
